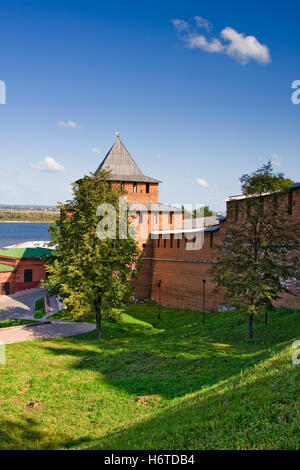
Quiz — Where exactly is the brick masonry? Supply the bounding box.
[133,186,300,312]
[0,257,47,295]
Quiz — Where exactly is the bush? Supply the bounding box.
[104,308,121,323]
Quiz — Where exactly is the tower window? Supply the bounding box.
[170,234,174,248]
[163,238,167,248]
[133,182,137,193]
[146,183,150,193]
[121,182,124,190]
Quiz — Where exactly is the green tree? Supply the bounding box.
[45,171,141,339]
[211,166,300,340]
[240,160,294,195]
[192,206,213,218]
[181,205,213,219]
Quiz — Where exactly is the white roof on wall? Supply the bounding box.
[4,240,55,249]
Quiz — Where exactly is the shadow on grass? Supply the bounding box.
[0,416,92,450]
[2,346,297,450]
[93,350,300,450]
[41,306,299,400]
[1,306,299,450]
[0,417,44,449]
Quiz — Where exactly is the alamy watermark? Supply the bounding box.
[292,340,300,365]
[0,80,6,104]
[0,341,6,365]
[96,197,206,250]
[291,80,300,105]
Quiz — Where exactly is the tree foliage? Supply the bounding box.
[181,206,213,218]
[240,160,294,195]
[44,171,141,339]
[211,165,300,339]
[193,206,213,218]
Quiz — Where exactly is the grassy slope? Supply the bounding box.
[0,303,299,450]
[34,298,46,319]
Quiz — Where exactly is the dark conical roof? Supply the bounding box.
[95,136,161,183]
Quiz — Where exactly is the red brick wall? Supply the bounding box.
[14,258,47,292]
[0,271,15,295]
[225,186,300,310]
[112,182,159,203]
[0,256,47,294]
[148,229,224,311]
[130,211,184,249]
[131,236,154,300]
[132,186,300,312]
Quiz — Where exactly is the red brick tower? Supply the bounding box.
[95,133,161,204]
[95,134,179,299]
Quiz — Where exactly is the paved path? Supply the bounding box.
[0,289,96,343]
[0,320,96,344]
[0,288,46,321]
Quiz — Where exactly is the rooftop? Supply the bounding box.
[225,182,300,202]
[151,225,220,236]
[0,247,53,259]
[95,135,161,184]
[4,240,55,249]
[0,263,15,272]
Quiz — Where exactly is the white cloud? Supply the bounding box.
[172,16,271,65]
[57,120,79,129]
[30,157,65,173]
[91,147,101,155]
[197,178,208,187]
[171,18,190,32]
[187,35,224,53]
[221,27,271,65]
[271,153,282,167]
[194,16,212,31]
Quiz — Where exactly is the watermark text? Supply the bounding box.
[0,80,6,104]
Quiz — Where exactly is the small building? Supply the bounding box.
[0,247,52,295]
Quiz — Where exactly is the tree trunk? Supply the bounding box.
[95,295,102,340]
[248,313,254,340]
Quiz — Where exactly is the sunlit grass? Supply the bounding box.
[34,298,46,320]
[0,303,299,449]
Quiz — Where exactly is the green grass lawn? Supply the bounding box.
[0,319,34,329]
[0,302,299,450]
[34,298,46,319]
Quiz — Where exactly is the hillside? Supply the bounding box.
[0,303,299,449]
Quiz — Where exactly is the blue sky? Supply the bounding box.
[0,0,299,210]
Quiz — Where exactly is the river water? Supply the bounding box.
[0,223,51,248]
